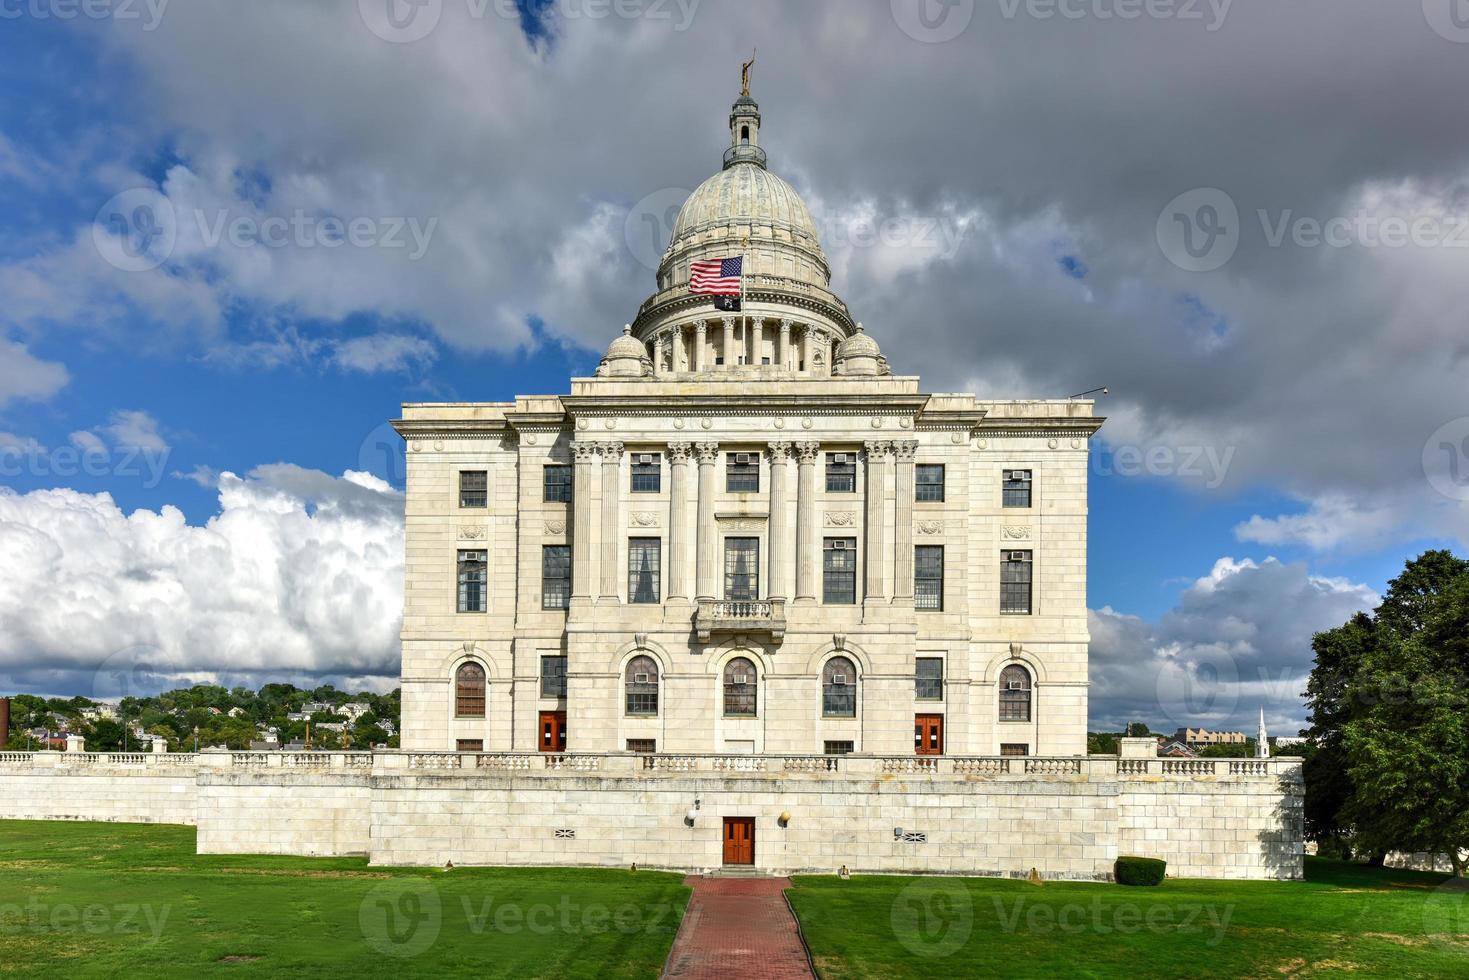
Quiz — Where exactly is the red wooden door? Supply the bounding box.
[722,817,755,865]
[915,714,944,755]
[538,711,567,752]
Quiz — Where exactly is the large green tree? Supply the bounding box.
[1305,550,1469,873]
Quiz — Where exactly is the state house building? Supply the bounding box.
[393,86,1102,759]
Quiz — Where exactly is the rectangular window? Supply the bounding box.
[915,657,944,701]
[825,453,856,493]
[457,550,487,613]
[726,452,760,493]
[626,739,656,754]
[724,537,760,600]
[542,545,571,610]
[459,470,487,508]
[1001,550,1033,615]
[540,655,567,698]
[628,537,662,604]
[630,453,662,493]
[456,739,483,753]
[916,464,945,502]
[1001,743,1030,757]
[915,545,944,611]
[823,538,858,604]
[543,465,572,503]
[824,740,855,755]
[1003,469,1033,508]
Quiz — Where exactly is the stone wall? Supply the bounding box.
[0,750,1304,881]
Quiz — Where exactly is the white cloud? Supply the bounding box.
[0,466,403,696]
[1088,557,1378,734]
[0,339,69,407]
[331,333,438,374]
[1234,495,1406,552]
[102,409,169,452]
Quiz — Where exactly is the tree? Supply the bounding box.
[1306,550,1469,874]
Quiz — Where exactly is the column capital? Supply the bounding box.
[779,318,793,331]
[721,316,736,330]
[694,441,721,464]
[597,441,625,461]
[767,440,793,462]
[892,439,919,461]
[695,320,708,336]
[794,441,822,464]
[863,440,894,458]
[667,441,693,464]
[572,442,601,463]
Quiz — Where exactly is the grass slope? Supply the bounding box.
[0,821,689,979]
[788,859,1469,979]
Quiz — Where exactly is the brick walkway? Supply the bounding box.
[662,876,815,980]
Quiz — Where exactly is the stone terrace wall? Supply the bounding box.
[0,752,197,825]
[0,751,1304,880]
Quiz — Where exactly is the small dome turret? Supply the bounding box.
[598,325,653,378]
[834,324,889,376]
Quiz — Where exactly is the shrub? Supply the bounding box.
[1114,856,1167,886]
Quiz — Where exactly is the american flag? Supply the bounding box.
[690,256,742,295]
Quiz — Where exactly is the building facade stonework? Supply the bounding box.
[394,88,1101,760]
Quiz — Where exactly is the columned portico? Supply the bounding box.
[598,441,624,603]
[694,442,720,600]
[864,440,890,602]
[793,441,820,603]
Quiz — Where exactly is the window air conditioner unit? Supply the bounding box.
[735,453,751,464]
[832,540,848,550]
[732,674,749,685]
[638,455,654,465]
[1007,551,1030,562]
[1007,681,1026,690]
[1010,470,1029,481]
[832,674,848,685]
[634,673,650,684]
[833,453,848,463]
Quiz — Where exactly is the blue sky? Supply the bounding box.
[2,2,1466,733]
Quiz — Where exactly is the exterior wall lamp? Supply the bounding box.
[685,799,701,826]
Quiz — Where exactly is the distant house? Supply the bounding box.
[1273,736,1307,748]
[1157,739,1197,758]
[286,712,310,723]
[1174,728,1247,747]
[339,702,371,722]
[302,702,334,716]
[81,702,119,722]
[227,707,247,719]
[315,722,346,734]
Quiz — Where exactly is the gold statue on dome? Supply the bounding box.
[741,50,756,97]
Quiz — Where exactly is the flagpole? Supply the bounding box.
[739,234,749,364]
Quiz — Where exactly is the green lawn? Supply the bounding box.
[0,821,689,979]
[788,860,1469,979]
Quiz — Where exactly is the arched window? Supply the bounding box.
[741,125,750,143]
[455,662,486,718]
[822,656,857,718]
[999,664,1032,722]
[723,658,757,717]
[625,655,659,716]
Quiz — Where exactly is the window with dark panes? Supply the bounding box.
[459,470,487,508]
[824,740,854,755]
[542,545,571,610]
[823,538,857,604]
[628,538,661,604]
[822,656,857,717]
[999,664,1032,722]
[916,464,945,502]
[631,453,661,493]
[625,655,659,716]
[726,452,760,493]
[1003,469,1033,508]
[543,465,572,503]
[540,655,567,698]
[454,662,485,717]
[1001,743,1030,757]
[626,739,656,753]
[915,657,944,700]
[457,550,487,613]
[825,452,856,492]
[915,545,944,610]
[723,657,758,717]
[456,739,483,752]
[724,537,760,600]
[1001,550,1033,614]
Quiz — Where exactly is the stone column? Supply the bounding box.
[750,318,763,366]
[598,441,624,602]
[767,442,793,601]
[695,321,707,373]
[722,317,736,369]
[893,440,918,600]
[694,442,720,601]
[799,325,813,375]
[571,442,599,601]
[864,441,891,601]
[667,442,693,601]
[793,441,821,603]
[778,318,792,370]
